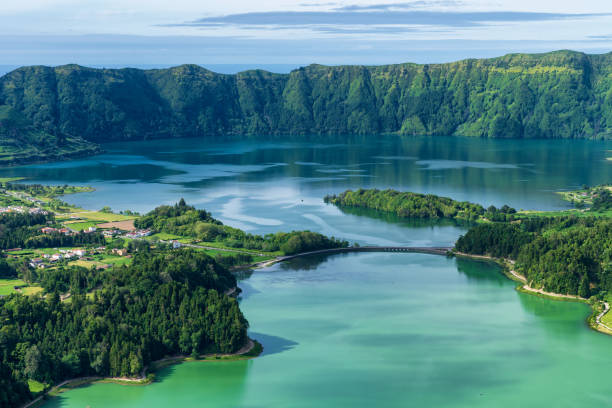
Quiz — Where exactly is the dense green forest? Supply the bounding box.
[325,188,516,221]
[0,248,247,407]
[456,217,612,298]
[1,50,612,164]
[0,105,100,165]
[137,199,349,254]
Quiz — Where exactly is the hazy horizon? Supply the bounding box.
[1,1,611,66]
[2,47,612,78]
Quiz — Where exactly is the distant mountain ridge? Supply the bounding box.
[1,50,611,164]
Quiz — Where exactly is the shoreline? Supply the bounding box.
[453,251,612,336]
[22,338,260,408]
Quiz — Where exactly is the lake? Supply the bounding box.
[3,135,610,407]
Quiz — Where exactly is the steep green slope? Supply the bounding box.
[1,50,612,165]
[0,105,100,165]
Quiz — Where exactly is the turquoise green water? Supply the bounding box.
[45,253,612,407]
[3,136,609,406]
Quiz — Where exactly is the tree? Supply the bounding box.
[579,275,591,298]
[24,345,42,380]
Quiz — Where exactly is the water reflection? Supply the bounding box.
[454,257,508,285]
[249,332,299,357]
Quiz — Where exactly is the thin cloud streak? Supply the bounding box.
[183,10,607,29]
[336,1,464,11]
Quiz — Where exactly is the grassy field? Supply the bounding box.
[150,232,182,240]
[68,259,106,269]
[57,210,136,223]
[0,177,25,183]
[197,240,281,256]
[0,279,26,295]
[602,294,612,327]
[518,208,612,218]
[0,278,42,296]
[69,254,132,269]
[602,309,612,327]
[97,254,132,266]
[28,379,47,394]
[22,286,44,295]
[63,220,100,231]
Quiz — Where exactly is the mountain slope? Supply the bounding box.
[0,50,611,165]
[0,105,100,165]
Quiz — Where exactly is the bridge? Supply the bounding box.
[243,246,454,269]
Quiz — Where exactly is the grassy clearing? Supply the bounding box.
[0,278,42,296]
[68,259,113,269]
[0,279,26,295]
[6,249,37,255]
[22,286,44,295]
[28,379,47,394]
[150,232,181,240]
[518,209,612,218]
[0,177,25,183]
[198,240,281,256]
[59,210,135,222]
[602,312,612,327]
[63,220,100,231]
[191,247,274,264]
[97,254,132,266]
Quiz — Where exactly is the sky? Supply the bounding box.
[1,0,612,72]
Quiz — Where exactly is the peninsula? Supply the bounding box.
[0,183,347,407]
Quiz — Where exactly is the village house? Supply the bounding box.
[125,229,152,239]
[102,229,120,237]
[112,248,128,256]
[29,258,43,268]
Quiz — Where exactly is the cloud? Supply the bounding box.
[336,1,464,11]
[177,9,606,31]
[588,34,612,40]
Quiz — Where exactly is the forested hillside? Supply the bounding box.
[0,105,100,165]
[0,248,248,407]
[1,50,611,165]
[456,217,612,298]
